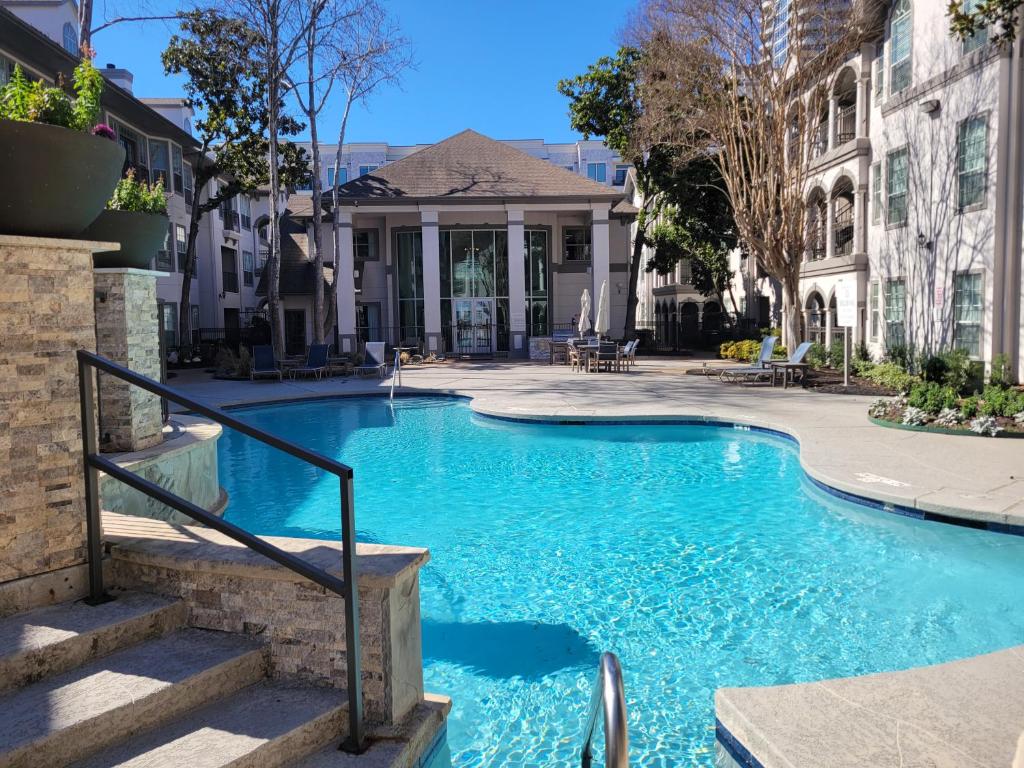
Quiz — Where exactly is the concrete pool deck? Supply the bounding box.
[167,357,1024,768]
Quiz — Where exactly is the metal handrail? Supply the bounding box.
[75,349,365,753]
[581,652,629,768]
[390,348,401,401]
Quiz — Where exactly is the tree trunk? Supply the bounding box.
[177,203,204,357]
[266,47,285,358]
[782,275,801,350]
[329,93,354,342]
[77,0,92,51]
[623,228,645,339]
[308,70,325,344]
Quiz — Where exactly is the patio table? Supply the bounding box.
[769,361,808,389]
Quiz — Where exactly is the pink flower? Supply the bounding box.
[91,123,116,141]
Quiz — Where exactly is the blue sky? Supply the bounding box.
[92,0,635,145]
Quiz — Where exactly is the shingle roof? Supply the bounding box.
[335,129,626,202]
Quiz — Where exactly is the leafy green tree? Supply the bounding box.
[163,10,308,353]
[948,0,1022,44]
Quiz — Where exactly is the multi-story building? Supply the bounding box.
[0,3,266,355]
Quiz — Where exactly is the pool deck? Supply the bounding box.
[168,357,1024,768]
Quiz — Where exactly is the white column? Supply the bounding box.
[828,97,837,151]
[420,210,442,353]
[591,206,610,334]
[335,209,357,353]
[825,304,834,349]
[854,186,869,254]
[825,198,835,260]
[507,210,527,355]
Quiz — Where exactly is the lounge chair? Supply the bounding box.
[250,345,282,381]
[288,344,329,380]
[769,341,813,388]
[356,341,388,378]
[718,336,778,383]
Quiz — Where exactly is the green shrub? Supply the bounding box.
[863,362,917,393]
[107,169,168,215]
[854,341,870,363]
[990,353,1014,389]
[960,395,980,420]
[852,357,876,377]
[773,344,788,359]
[0,58,104,131]
[827,342,845,370]
[806,342,828,369]
[884,344,916,373]
[979,385,1024,418]
[720,339,761,362]
[907,381,958,416]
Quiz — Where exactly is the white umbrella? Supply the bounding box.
[578,289,591,336]
[594,280,609,337]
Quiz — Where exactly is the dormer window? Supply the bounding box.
[62,23,77,55]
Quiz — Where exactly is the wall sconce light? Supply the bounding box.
[916,232,934,251]
[616,282,623,295]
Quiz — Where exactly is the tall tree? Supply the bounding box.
[287,0,355,344]
[326,0,411,341]
[948,0,1023,44]
[227,0,320,357]
[163,9,308,353]
[78,0,180,51]
[635,0,883,347]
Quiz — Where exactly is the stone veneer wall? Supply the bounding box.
[0,235,99,584]
[93,269,163,452]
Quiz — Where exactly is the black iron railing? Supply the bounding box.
[76,350,365,753]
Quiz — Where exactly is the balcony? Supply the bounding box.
[834,104,856,146]
[222,271,239,293]
[221,210,240,233]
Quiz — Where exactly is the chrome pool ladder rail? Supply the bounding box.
[389,347,402,401]
[581,652,629,768]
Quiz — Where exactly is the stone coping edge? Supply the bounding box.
[101,415,223,471]
[715,718,764,768]
[868,415,1024,439]
[0,233,120,251]
[201,390,1024,537]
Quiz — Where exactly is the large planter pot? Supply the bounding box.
[0,120,125,238]
[83,210,169,269]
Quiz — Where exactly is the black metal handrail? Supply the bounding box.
[76,349,365,753]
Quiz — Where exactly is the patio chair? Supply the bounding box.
[621,339,639,371]
[250,345,282,381]
[356,341,388,378]
[288,344,329,380]
[568,343,584,372]
[718,336,778,384]
[769,341,813,388]
[588,341,621,373]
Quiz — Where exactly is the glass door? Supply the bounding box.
[452,298,495,355]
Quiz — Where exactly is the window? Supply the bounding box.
[0,55,13,86]
[358,164,378,176]
[219,194,239,231]
[155,224,173,271]
[587,163,606,183]
[171,145,183,194]
[871,162,882,224]
[889,0,912,95]
[873,49,884,103]
[190,305,200,342]
[564,165,575,172]
[613,165,629,186]
[221,248,238,293]
[149,140,169,189]
[183,163,194,207]
[114,122,149,182]
[353,229,378,260]
[242,250,254,287]
[953,272,983,357]
[886,147,909,226]
[869,282,880,340]
[957,115,988,210]
[563,227,592,262]
[525,230,548,335]
[883,278,906,348]
[962,0,988,54]
[772,0,791,68]
[175,225,187,272]
[239,196,252,229]
[396,231,424,339]
[327,167,348,187]
[62,23,77,54]
[159,302,177,350]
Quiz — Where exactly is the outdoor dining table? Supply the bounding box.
[769,360,808,388]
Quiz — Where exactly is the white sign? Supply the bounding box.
[835,280,857,328]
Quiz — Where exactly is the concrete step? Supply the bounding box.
[0,591,186,693]
[72,681,347,768]
[0,627,266,768]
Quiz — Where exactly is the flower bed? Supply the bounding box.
[868,392,1024,438]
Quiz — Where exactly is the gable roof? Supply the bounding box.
[335,129,626,204]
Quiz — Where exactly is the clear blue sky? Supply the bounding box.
[92,0,635,145]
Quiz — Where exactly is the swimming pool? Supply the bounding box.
[217,396,1024,767]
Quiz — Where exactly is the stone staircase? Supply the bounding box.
[0,590,350,768]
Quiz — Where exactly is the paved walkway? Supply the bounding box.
[170,357,1024,528]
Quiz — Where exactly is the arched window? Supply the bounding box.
[889,0,912,95]
[62,22,77,54]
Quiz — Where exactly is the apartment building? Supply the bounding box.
[0,2,266,354]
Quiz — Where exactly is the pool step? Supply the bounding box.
[0,590,186,693]
[71,681,347,768]
[0,627,266,768]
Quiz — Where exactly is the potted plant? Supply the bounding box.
[0,56,125,237]
[83,169,169,269]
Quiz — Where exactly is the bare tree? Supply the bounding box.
[227,0,322,357]
[287,0,357,344]
[634,0,884,347]
[325,1,411,341]
[78,0,181,51]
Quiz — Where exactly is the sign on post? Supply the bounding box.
[835,280,857,387]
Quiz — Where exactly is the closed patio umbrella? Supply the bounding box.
[578,289,591,336]
[594,280,609,337]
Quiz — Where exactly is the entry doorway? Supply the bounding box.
[223,308,240,349]
[452,298,495,356]
[284,309,306,356]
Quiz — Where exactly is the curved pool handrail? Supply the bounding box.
[581,652,629,768]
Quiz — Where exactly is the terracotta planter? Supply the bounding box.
[83,210,170,269]
[0,120,125,238]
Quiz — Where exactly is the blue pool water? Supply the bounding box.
[217,396,1024,767]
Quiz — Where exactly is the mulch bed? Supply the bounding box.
[800,369,898,396]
